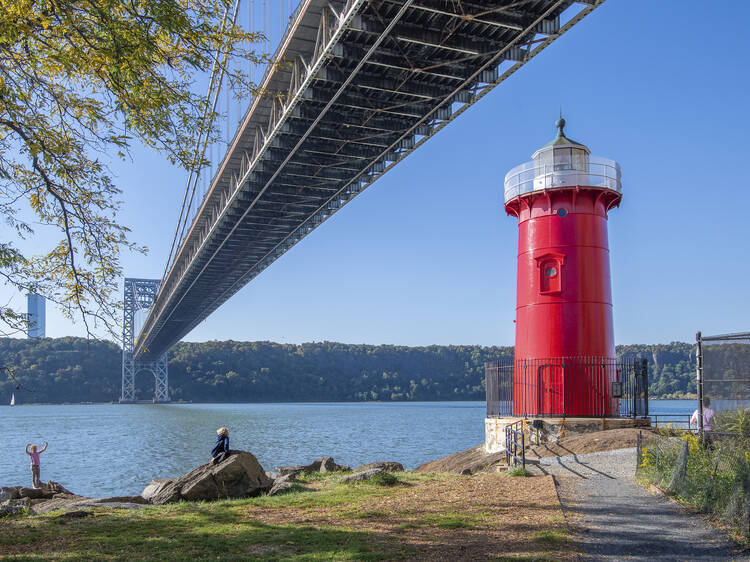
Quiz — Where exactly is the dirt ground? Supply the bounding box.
[527,427,648,458]
[241,474,573,561]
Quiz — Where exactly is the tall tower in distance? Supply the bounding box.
[27,293,46,338]
[503,118,622,416]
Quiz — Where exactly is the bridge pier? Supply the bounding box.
[120,278,170,403]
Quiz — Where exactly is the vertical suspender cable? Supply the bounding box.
[162,2,238,279]
[167,0,241,277]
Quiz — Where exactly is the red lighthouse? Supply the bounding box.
[504,119,622,417]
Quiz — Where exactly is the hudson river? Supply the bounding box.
[0,400,694,497]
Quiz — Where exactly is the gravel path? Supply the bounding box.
[529,448,747,561]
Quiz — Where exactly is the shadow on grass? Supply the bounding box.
[1,513,402,561]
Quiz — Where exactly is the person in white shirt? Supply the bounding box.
[690,397,716,444]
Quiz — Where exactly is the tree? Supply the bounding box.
[0,0,265,337]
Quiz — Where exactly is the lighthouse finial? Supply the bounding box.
[555,113,566,137]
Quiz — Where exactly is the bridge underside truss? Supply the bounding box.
[135,0,604,358]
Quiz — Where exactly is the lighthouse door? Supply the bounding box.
[537,363,564,416]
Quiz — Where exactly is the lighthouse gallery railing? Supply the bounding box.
[485,356,648,418]
[503,156,622,203]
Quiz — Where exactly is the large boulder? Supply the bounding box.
[144,451,273,505]
[354,462,404,473]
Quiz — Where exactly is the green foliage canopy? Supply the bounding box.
[0,0,263,337]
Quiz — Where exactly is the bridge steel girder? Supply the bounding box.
[134,0,604,359]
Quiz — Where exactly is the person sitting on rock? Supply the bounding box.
[25,441,48,488]
[210,427,230,465]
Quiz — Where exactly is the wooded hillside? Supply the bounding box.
[0,338,696,403]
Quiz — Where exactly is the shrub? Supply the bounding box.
[370,472,399,486]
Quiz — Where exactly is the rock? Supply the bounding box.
[274,473,297,485]
[276,465,306,477]
[0,504,26,517]
[339,468,384,483]
[90,496,150,505]
[265,471,280,480]
[178,467,221,502]
[141,479,176,503]
[18,487,45,499]
[310,457,335,472]
[267,481,298,496]
[354,462,404,473]
[42,482,74,496]
[277,458,351,475]
[30,498,86,515]
[0,487,21,501]
[146,450,273,505]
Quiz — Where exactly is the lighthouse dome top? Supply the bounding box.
[504,118,622,204]
[532,117,591,158]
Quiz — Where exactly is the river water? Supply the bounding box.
[0,400,694,497]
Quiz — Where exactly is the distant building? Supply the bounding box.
[27,294,46,338]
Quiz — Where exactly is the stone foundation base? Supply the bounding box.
[484,416,651,453]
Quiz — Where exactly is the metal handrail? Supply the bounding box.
[505,420,526,468]
[504,156,622,203]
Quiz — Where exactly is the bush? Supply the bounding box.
[716,407,750,437]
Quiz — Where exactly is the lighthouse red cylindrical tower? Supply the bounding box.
[504,119,622,417]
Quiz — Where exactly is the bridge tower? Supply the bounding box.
[120,278,170,403]
[503,118,622,416]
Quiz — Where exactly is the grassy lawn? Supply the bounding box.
[0,472,573,561]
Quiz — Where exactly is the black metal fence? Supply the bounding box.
[485,356,648,418]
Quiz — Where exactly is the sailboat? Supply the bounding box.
[10,393,14,406]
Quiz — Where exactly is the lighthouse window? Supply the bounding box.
[545,267,557,277]
[557,208,568,217]
[554,148,572,171]
[572,148,588,171]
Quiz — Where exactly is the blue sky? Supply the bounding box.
[5,0,750,346]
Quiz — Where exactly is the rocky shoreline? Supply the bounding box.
[1,451,404,517]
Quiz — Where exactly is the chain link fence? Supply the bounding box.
[699,331,750,414]
[637,430,750,541]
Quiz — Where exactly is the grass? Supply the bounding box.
[0,471,574,560]
[533,529,568,545]
[420,514,473,529]
[508,466,533,477]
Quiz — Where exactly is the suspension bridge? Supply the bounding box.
[120,0,605,402]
